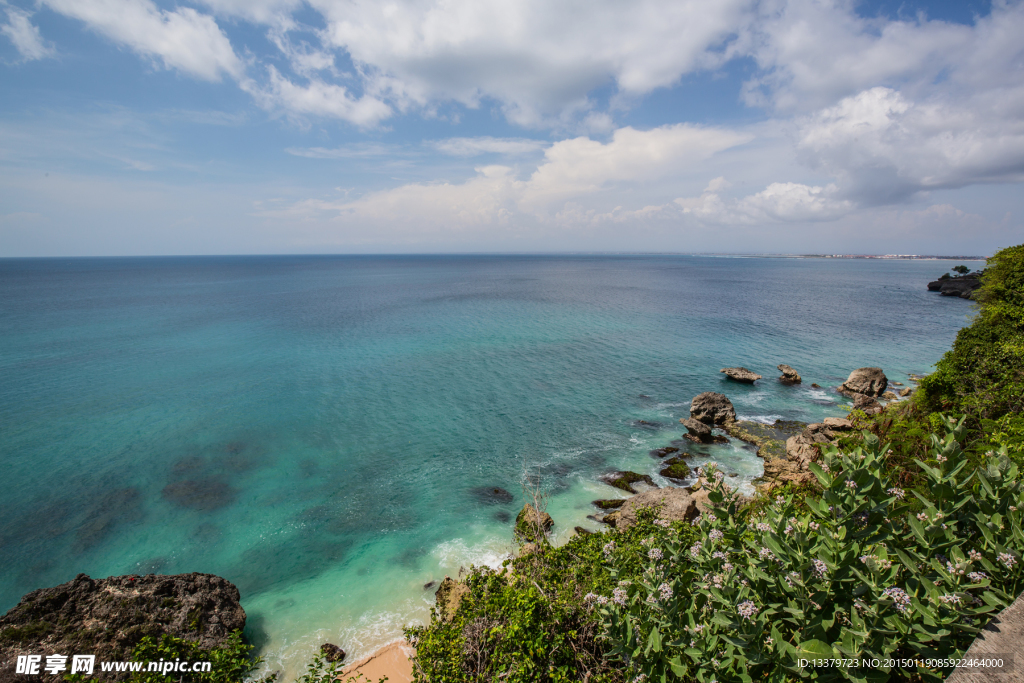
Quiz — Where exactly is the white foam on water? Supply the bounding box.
[432,537,511,573]
[737,414,784,424]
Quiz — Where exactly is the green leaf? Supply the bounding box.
[796,639,835,659]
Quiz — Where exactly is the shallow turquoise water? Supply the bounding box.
[0,255,979,675]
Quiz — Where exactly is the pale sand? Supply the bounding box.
[339,641,415,683]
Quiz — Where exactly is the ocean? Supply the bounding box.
[0,254,980,677]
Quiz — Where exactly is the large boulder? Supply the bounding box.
[0,573,245,683]
[777,364,802,384]
[839,367,888,397]
[720,367,762,383]
[764,421,854,486]
[852,393,883,415]
[689,392,737,426]
[515,503,553,540]
[602,487,699,530]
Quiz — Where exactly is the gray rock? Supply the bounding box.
[899,387,913,397]
[720,367,762,383]
[821,417,853,430]
[603,487,699,530]
[947,591,1024,683]
[689,392,737,426]
[514,503,553,540]
[852,393,883,415]
[680,417,713,442]
[601,471,658,494]
[839,367,889,397]
[777,364,802,384]
[881,391,898,401]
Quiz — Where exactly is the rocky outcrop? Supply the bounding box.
[928,271,982,300]
[649,446,679,458]
[690,392,737,426]
[592,499,626,510]
[764,419,855,486]
[777,364,802,384]
[899,387,913,397]
[679,418,727,444]
[659,456,691,481]
[853,393,883,415]
[435,577,469,622]
[0,573,245,683]
[321,643,347,663]
[602,487,699,530]
[881,391,898,401]
[947,591,1024,683]
[838,367,888,397]
[515,504,553,540]
[601,471,657,494]
[720,367,762,383]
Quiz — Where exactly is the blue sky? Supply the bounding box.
[0,0,1021,256]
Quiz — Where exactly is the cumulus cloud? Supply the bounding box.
[308,0,752,126]
[676,178,853,224]
[244,66,392,127]
[1,3,55,61]
[798,86,1024,204]
[42,0,242,81]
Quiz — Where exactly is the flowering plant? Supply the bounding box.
[596,416,1024,682]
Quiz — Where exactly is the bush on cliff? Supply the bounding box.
[596,418,1024,682]
[406,511,698,683]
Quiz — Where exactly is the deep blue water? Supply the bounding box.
[0,255,979,673]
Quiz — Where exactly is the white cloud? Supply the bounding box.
[798,86,1024,204]
[309,0,752,127]
[284,143,395,159]
[431,137,545,157]
[244,66,392,127]
[521,124,751,211]
[194,0,301,25]
[41,0,242,81]
[676,179,853,224]
[1,3,55,61]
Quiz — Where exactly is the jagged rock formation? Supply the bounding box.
[514,503,553,540]
[321,643,347,663]
[601,487,700,530]
[689,392,737,426]
[838,367,889,398]
[0,573,245,683]
[763,418,855,485]
[927,271,982,299]
[679,418,727,444]
[720,367,762,383]
[434,577,469,622]
[777,364,802,384]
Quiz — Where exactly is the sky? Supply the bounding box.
[0,0,1021,256]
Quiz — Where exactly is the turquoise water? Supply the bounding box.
[0,255,979,676]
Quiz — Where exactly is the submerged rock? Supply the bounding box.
[720,367,762,383]
[649,446,680,458]
[777,364,802,384]
[162,479,236,511]
[601,471,657,494]
[811,383,821,388]
[0,573,245,682]
[839,367,888,397]
[470,486,514,505]
[689,392,737,426]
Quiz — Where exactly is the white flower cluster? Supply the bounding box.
[689,542,702,558]
[883,586,912,614]
[653,518,671,528]
[612,587,628,606]
[812,559,828,578]
[968,571,988,582]
[603,541,616,558]
[938,593,962,606]
[887,487,905,499]
[708,529,724,542]
[737,600,759,620]
[648,547,663,561]
[999,552,1017,569]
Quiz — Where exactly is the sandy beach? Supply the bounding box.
[340,641,415,682]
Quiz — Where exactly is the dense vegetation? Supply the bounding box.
[408,243,1024,682]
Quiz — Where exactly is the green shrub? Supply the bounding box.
[596,417,1024,682]
[407,511,698,682]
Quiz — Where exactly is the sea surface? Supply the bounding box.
[0,255,980,676]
